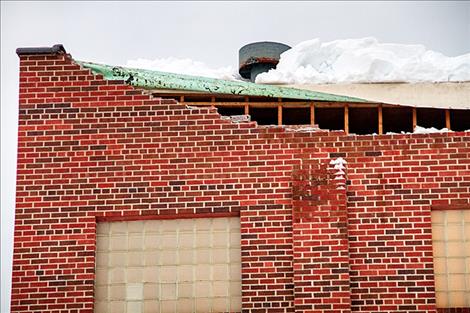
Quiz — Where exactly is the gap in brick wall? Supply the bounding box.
[157,93,470,133]
[216,106,245,117]
[450,109,470,131]
[249,107,278,125]
[349,107,378,134]
[417,108,446,129]
[315,107,344,131]
[283,108,310,125]
[383,107,414,133]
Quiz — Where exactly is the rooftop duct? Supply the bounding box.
[239,41,291,83]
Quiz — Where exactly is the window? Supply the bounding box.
[431,209,470,307]
[94,217,241,313]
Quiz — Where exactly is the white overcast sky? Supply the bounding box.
[1,1,470,311]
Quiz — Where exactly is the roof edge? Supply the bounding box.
[16,44,66,56]
[77,60,370,103]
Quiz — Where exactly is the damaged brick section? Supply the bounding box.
[11,46,470,313]
[292,161,350,312]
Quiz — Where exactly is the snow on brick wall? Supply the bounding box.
[11,50,470,313]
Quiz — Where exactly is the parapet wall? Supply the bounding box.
[11,46,470,313]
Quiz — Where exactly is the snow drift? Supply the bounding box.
[126,57,238,80]
[256,37,470,84]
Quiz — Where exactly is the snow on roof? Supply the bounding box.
[81,38,470,109]
[126,57,238,81]
[127,38,470,85]
[256,37,470,84]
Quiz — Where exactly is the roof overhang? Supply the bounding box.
[77,61,368,103]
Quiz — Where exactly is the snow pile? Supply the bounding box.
[329,157,347,190]
[126,37,470,84]
[126,57,239,80]
[413,126,451,134]
[256,37,470,84]
[385,126,452,135]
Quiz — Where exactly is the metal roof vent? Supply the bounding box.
[239,41,291,83]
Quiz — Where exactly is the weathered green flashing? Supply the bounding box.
[77,60,369,103]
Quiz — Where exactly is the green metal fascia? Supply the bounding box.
[77,60,368,103]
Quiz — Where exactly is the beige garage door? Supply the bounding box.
[94,217,241,313]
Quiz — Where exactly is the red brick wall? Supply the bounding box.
[11,48,470,313]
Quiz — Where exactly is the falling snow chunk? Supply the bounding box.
[256,37,470,84]
[337,186,346,190]
[335,169,345,175]
[334,175,345,180]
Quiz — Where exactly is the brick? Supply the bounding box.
[11,48,470,313]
